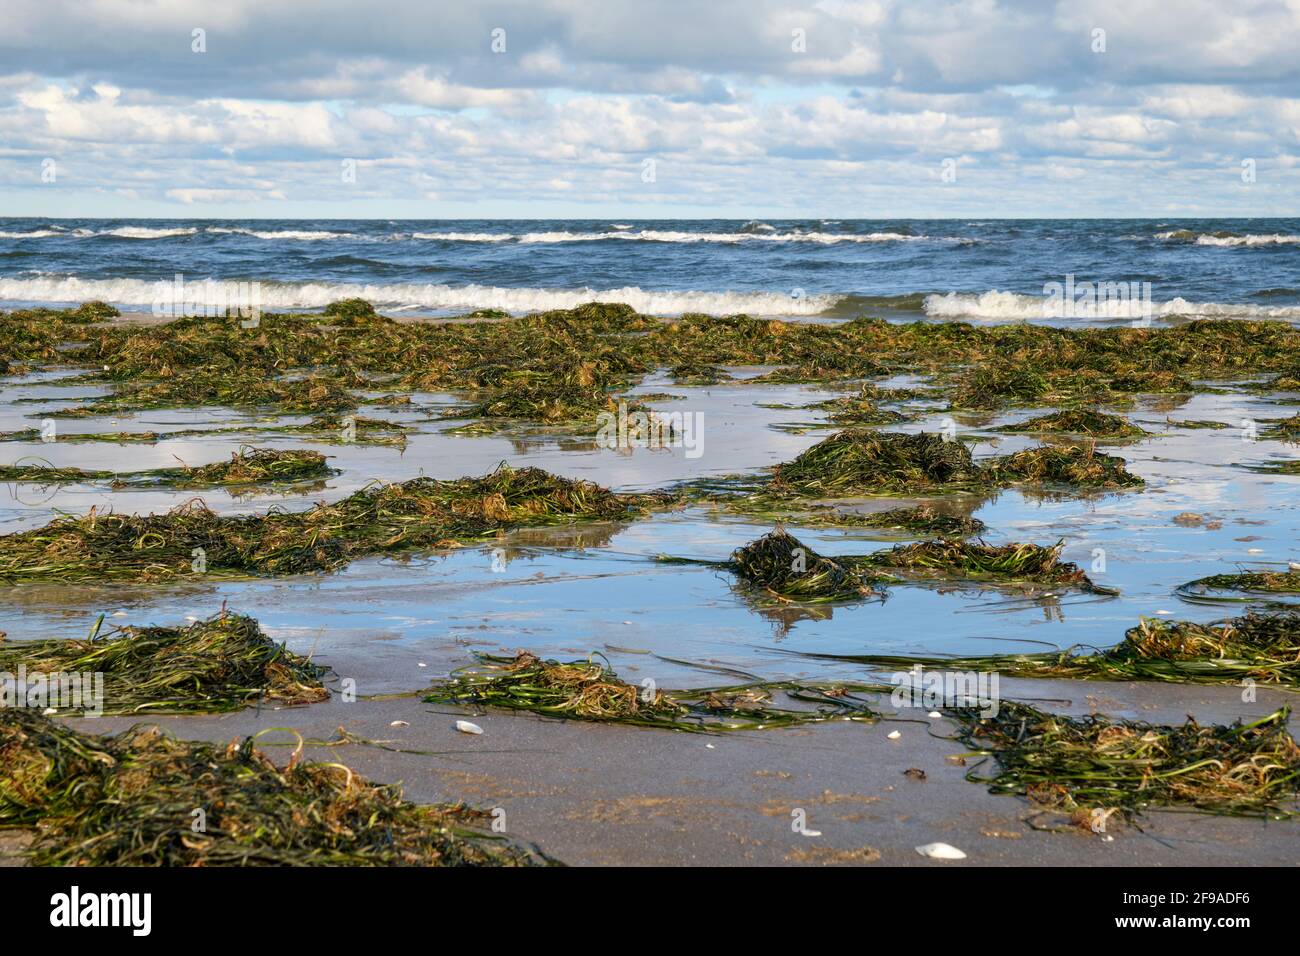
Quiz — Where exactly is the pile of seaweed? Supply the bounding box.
[664,530,1108,606]
[729,529,883,603]
[424,650,879,731]
[0,464,671,583]
[953,703,1300,822]
[847,538,1109,592]
[1179,569,1300,601]
[0,611,328,715]
[0,710,542,866]
[785,610,1300,687]
[995,408,1146,438]
[741,430,1143,502]
[771,431,984,495]
[982,443,1144,489]
[0,447,331,488]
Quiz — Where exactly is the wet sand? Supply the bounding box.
[47,679,1297,866]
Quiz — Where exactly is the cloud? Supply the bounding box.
[0,0,1294,214]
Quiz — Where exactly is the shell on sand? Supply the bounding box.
[455,719,484,735]
[915,842,966,860]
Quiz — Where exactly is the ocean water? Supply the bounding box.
[1,217,1298,322]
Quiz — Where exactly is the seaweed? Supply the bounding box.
[0,447,332,488]
[846,538,1109,592]
[983,443,1144,489]
[787,610,1300,687]
[728,529,883,603]
[0,464,670,583]
[0,610,328,715]
[953,703,1300,821]
[770,431,984,495]
[424,650,879,731]
[995,408,1146,438]
[0,710,543,866]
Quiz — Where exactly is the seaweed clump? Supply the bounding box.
[0,710,542,866]
[954,703,1300,822]
[788,609,1300,688]
[850,538,1105,591]
[0,611,328,715]
[772,431,983,495]
[0,447,331,488]
[424,650,878,731]
[1179,569,1300,600]
[996,409,1146,438]
[983,444,1144,489]
[729,529,882,603]
[0,464,669,583]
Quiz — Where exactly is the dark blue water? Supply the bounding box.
[1,217,1297,322]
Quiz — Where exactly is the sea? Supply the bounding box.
[1,217,1298,323]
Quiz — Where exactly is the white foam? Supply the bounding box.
[100,227,198,239]
[0,229,65,238]
[923,290,1300,321]
[206,227,349,240]
[1155,230,1300,246]
[0,275,838,317]
[1194,234,1300,247]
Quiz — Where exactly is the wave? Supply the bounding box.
[1155,230,1300,247]
[412,229,932,244]
[0,225,938,245]
[100,227,199,239]
[0,275,839,317]
[206,227,350,241]
[922,290,1300,321]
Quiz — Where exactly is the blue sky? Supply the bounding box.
[1,0,1297,218]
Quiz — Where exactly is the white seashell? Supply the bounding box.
[112,611,128,618]
[706,743,715,749]
[928,711,942,718]
[417,662,427,668]
[390,720,409,727]
[916,842,966,860]
[887,730,901,739]
[42,707,57,715]
[455,720,483,735]
[1247,548,1264,554]
[801,829,822,837]
[1156,609,1172,615]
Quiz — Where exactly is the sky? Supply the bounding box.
[0,0,1297,219]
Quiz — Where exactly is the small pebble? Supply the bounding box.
[42,707,57,715]
[887,730,901,740]
[706,743,715,749]
[801,828,822,837]
[927,711,941,718]
[454,720,483,735]
[915,842,966,860]
[390,720,409,727]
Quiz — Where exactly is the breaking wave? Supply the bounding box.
[0,275,839,317]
